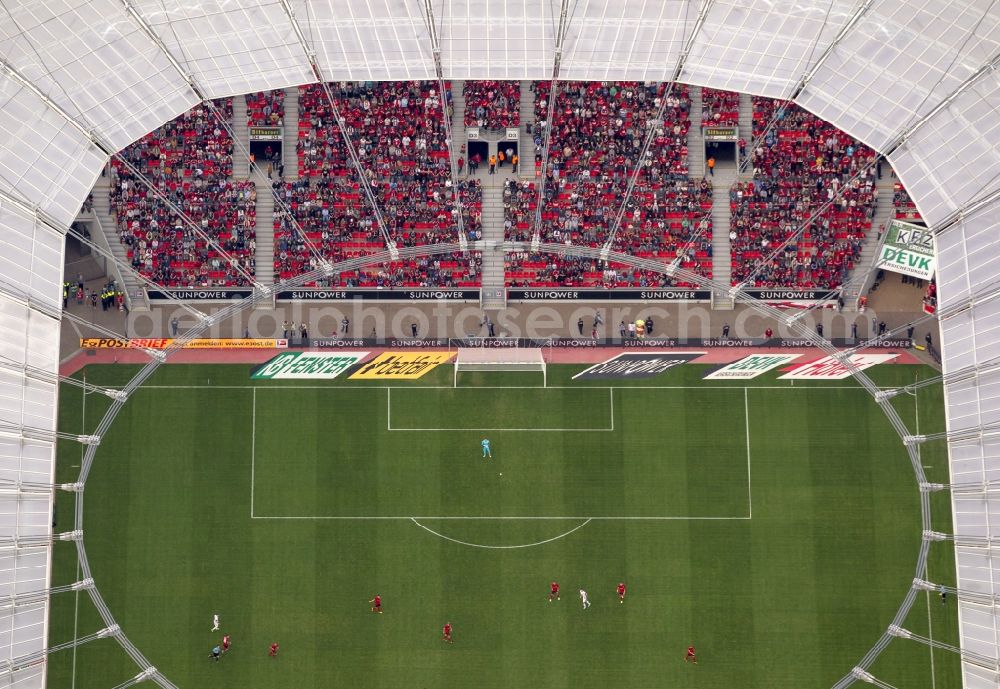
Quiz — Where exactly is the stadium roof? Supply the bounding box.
[0,1,997,687]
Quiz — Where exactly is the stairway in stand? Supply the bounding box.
[688,85,705,177]
[232,96,250,179]
[709,163,738,305]
[283,87,299,179]
[738,92,754,177]
[450,79,466,164]
[252,167,275,287]
[688,91,733,307]
[518,81,535,179]
[90,166,145,304]
[479,182,507,309]
[841,168,898,307]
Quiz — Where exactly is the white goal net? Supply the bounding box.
[453,348,547,387]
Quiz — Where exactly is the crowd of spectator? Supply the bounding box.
[528,81,691,177]
[701,88,740,126]
[280,81,480,287]
[80,193,93,214]
[109,98,257,287]
[728,97,878,289]
[462,81,520,130]
[893,181,921,221]
[503,176,712,287]
[246,90,284,126]
[923,279,937,314]
[99,83,895,295]
[506,81,708,287]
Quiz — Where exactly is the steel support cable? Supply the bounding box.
[0,628,115,677]
[64,225,208,321]
[0,356,123,401]
[71,238,926,689]
[0,278,164,360]
[889,624,1000,669]
[739,0,874,177]
[419,0,469,250]
[600,87,678,254]
[276,0,399,262]
[733,153,884,292]
[601,0,700,253]
[201,99,331,272]
[312,81,398,259]
[60,308,165,360]
[528,0,578,244]
[762,218,893,321]
[68,244,465,688]
[838,313,938,360]
[110,153,261,289]
[897,355,1000,395]
[664,210,714,277]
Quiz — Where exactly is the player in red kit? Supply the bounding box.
[370,595,382,613]
[222,634,231,653]
[617,582,626,603]
[442,622,453,643]
[549,581,560,602]
[269,642,279,657]
[685,646,697,664]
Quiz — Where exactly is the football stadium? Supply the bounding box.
[0,2,997,689]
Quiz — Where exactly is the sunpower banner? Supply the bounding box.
[572,352,704,380]
[251,352,368,379]
[777,353,899,380]
[703,354,800,380]
[876,220,935,280]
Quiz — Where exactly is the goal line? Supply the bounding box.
[453,347,546,387]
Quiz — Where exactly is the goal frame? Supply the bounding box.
[453,347,547,387]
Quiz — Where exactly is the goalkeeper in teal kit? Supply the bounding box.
[482,438,491,458]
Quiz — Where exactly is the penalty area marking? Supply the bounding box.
[745,387,753,519]
[250,386,751,521]
[386,387,615,432]
[250,387,257,518]
[127,384,889,390]
[409,517,593,549]
[250,515,750,520]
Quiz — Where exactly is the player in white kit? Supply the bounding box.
[212,614,220,631]
[579,589,590,609]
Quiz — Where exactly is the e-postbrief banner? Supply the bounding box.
[251,351,368,379]
[80,338,287,350]
[572,352,704,380]
[182,338,288,349]
[702,354,801,380]
[348,352,455,380]
[777,353,899,380]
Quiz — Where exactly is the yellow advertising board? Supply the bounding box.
[348,352,454,379]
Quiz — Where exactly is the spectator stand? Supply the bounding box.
[700,88,742,170]
[109,98,259,289]
[461,81,521,178]
[507,81,710,289]
[728,97,878,293]
[246,90,286,174]
[284,82,481,289]
[893,181,923,223]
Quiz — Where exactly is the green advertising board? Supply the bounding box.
[876,220,935,280]
[251,351,368,379]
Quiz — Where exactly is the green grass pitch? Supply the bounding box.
[47,362,960,689]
